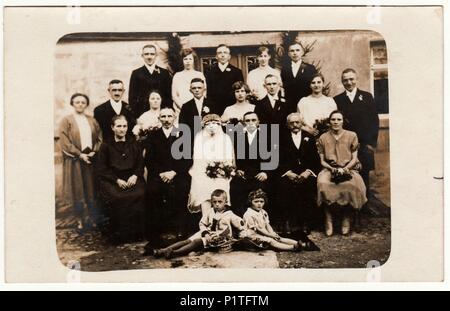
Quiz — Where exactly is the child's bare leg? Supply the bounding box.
[278,237,299,246]
[269,240,296,251]
[168,238,204,258]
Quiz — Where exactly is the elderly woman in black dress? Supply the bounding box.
[96,115,146,244]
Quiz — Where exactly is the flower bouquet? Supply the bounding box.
[327,160,353,184]
[205,161,236,179]
[313,118,330,136]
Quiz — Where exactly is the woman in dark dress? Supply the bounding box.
[97,115,146,244]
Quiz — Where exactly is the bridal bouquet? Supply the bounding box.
[205,161,236,179]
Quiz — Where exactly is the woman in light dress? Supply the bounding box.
[221,81,255,124]
[316,110,367,236]
[297,73,337,136]
[171,48,206,113]
[188,114,235,216]
[58,93,102,232]
[132,90,163,140]
[247,46,281,100]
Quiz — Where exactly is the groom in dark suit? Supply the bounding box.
[205,44,244,115]
[333,68,380,195]
[281,42,317,112]
[93,79,135,142]
[276,112,321,234]
[178,78,216,145]
[143,107,191,245]
[230,111,273,217]
[128,44,173,118]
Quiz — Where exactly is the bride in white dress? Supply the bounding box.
[188,114,235,214]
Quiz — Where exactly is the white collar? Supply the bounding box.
[247,129,258,139]
[194,96,204,105]
[291,59,302,68]
[268,93,279,102]
[144,63,157,74]
[218,62,229,72]
[162,126,174,137]
[291,131,302,137]
[346,88,357,98]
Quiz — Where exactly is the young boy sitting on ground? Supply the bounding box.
[150,189,246,259]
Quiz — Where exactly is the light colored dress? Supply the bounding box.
[297,95,337,128]
[188,129,235,212]
[247,66,281,100]
[316,130,367,210]
[242,207,276,248]
[59,114,102,208]
[221,102,255,123]
[172,69,206,111]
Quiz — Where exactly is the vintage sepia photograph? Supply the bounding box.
[54,29,390,271]
[4,5,444,283]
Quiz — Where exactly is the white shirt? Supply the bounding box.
[247,130,257,145]
[291,60,302,77]
[145,63,157,74]
[109,99,122,115]
[346,88,357,103]
[218,62,229,72]
[291,131,302,149]
[297,95,338,128]
[194,97,204,115]
[162,126,174,138]
[267,93,279,109]
[73,114,92,151]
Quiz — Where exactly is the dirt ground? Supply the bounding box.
[56,196,390,271]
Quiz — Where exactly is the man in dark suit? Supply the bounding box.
[93,79,135,142]
[276,112,321,234]
[205,44,244,115]
[178,77,216,144]
[280,42,317,113]
[230,111,273,217]
[143,107,191,246]
[128,44,173,118]
[255,74,291,134]
[333,68,379,196]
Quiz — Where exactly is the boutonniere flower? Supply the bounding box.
[202,106,210,114]
[358,94,363,101]
[154,67,160,74]
[304,137,310,142]
[225,68,231,72]
[280,98,286,103]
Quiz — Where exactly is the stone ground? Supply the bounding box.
[56,195,390,271]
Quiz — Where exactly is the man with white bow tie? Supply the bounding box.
[280,42,317,113]
[275,112,321,235]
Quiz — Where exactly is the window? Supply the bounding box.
[200,56,217,72]
[370,41,389,114]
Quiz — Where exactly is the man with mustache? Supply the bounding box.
[143,107,191,249]
[94,79,135,142]
[276,112,321,235]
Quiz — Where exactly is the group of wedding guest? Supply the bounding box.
[58,41,379,250]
